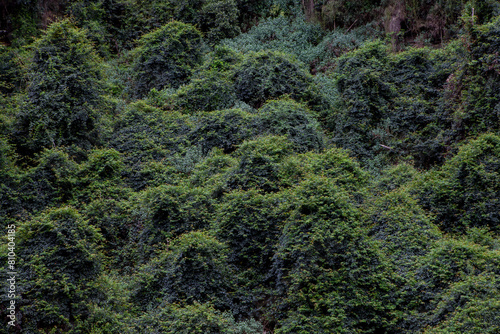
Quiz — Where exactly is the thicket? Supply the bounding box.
[2,1,500,333]
[131,21,204,98]
[13,20,103,155]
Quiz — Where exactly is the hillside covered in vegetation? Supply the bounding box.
[1,0,500,333]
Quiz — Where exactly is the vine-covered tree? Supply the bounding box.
[14,19,103,154]
[133,231,235,310]
[131,21,204,98]
[16,207,103,332]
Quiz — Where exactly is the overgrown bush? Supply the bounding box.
[140,184,213,244]
[131,21,204,98]
[214,190,287,315]
[133,231,234,310]
[256,98,325,153]
[133,302,263,334]
[18,148,79,214]
[329,40,460,168]
[226,136,293,192]
[422,274,500,334]
[458,16,500,135]
[329,41,394,164]
[174,71,238,112]
[84,147,123,177]
[0,46,24,95]
[232,50,315,108]
[186,148,238,191]
[414,133,500,234]
[110,101,192,189]
[81,195,133,268]
[400,236,500,332]
[14,19,103,154]
[223,16,323,63]
[198,0,241,45]
[271,175,397,333]
[0,136,19,228]
[367,188,441,272]
[15,207,103,332]
[278,147,368,193]
[189,109,254,154]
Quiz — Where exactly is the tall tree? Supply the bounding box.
[14,19,103,154]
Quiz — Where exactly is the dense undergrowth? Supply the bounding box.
[1,1,500,333]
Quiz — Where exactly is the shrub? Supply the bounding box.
[189,109,255,154]
[222,16,323,63]
[223,15,369,71]
[278,147,368,193]
[81,195,133,268]
[371,162,420,193]
[174,71,238,112]
[329,40,460,168]
[134,303,231,334]
[15,207,103,332]
[422,274,500,334]
[385,46,457,168]
[199,45,245,74]
[110,101,192,190]
[140,184,213,243]
[172,47,245,113]
[226,136,293,192]
[256,98,325,153]
[118,0,239,47]
[0,46,23,95]
[367,188,441,273]
[73,148,131,209]
[133,231,234,310]
[414,133,500,234]
[232,50,314,108]
[459,17,500,135]
[0,135,15,175]
[117,0,176,48]
[82,148,124,181]
[66,0,114,58]
[131,21,204,98]
[0,136,19,227]
[186,148,238,190]
[111,101,191,163]
[18,148,79,214]
[329,41,393,164]
[133,302,263,334]
[400,237,500,332]
[198,0,241,45]
[14,19,103,153]
[272,175,397,333]
[214,189,290,318]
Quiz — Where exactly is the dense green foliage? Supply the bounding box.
[414,134,500,233]
[2,1,500,333]
[13,20,103,154]
[16,207,103,332]
[131,21,204,98]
